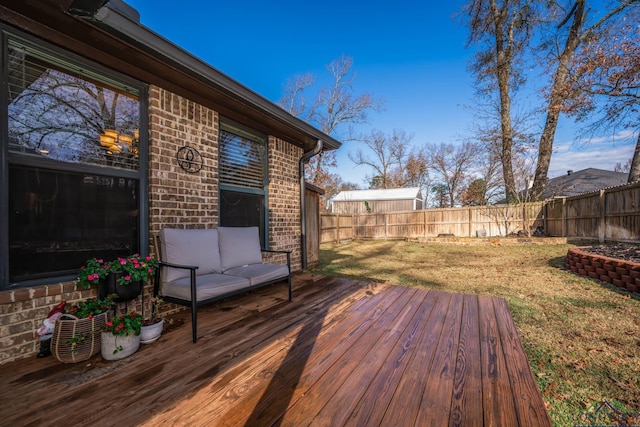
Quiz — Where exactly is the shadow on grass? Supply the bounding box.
[547,255,567,268]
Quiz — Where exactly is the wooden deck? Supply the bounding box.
[0,275,550,426]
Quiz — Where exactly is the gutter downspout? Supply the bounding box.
[299,140,323,269]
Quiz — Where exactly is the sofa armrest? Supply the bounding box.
[158,260,199,271]
[261,249,291,269]
[153,261,199,298]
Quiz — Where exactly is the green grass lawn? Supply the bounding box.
[311,240,640,426]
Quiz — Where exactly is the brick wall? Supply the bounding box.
[565,247,640,293]
[268,137,303,270]
[148,86,219,233]
[0,86,305,365]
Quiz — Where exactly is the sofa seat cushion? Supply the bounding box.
[224,263,289,287]
[218,226,263,271]
[162,273,250,302]
[160,228,222,283]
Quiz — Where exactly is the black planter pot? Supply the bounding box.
[98,272,142,302]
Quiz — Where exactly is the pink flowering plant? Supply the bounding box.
[77,254,159,288]
[77,258,109,288]
[107,254,159,286]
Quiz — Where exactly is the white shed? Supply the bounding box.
[332,187,423,214]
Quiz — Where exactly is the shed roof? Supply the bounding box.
[333,187,422,202]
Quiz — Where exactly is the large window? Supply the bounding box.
[1,29,148,287]
[218,122,268,247]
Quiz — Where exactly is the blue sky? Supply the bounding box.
[127,0,635,186]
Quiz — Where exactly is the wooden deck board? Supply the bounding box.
[0,275,550,426]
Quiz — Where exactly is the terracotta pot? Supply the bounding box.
[98,272,142,302]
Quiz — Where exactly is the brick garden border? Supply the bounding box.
[565,247,640,294]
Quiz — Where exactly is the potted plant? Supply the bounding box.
[77,254,159,302]
[50,295,114,363]
[140,296,164,344]
[100,310,143,360]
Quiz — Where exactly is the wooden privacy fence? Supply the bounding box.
[320,181,640,244]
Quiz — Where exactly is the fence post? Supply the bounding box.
[543,202,547,236]
[598,189,606,243]
[335,215,340,244]
[424,210,427,238]
[469,207,472,237]
[352,214,355,240]
[562,198,567,237]
[384,213,388,240]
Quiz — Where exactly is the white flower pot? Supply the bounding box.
[100,332,140,360]
[140,319,164,344]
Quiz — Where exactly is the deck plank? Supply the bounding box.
[478,295,521,427]
[0,275,551,427]
[449,293,483,427]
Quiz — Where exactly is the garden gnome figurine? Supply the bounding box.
[36,301,66,358]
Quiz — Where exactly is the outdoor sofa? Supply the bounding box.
[153,226,291,342]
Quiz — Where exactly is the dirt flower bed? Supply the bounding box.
[580,243,640,263]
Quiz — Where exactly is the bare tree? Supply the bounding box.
[563,7,640,182]
[614,158,633,174]
[427,142,479,207]
[530,0,638,199]
[278,73,315,119]
[278,55,384,189]
[465,0,537,202]
[349,130,404,189]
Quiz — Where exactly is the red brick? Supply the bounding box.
[12,289,30,303]
[578,269,587,275]
[627,284,638,293]
[595,268,606,275]
[616,267,628,276]
[603,264,615,272]
[0,292,12,305]
[621,275,633,285]
[613,279,625,287]
[581,259,591,267]
[591,261,603,269]
[636,278,640,286]
[588,271,599,279]
[629,270,640,279]
[571,266,577,273]
[584,265,595,272]
[608,271,621,280]
[600,275,612,283]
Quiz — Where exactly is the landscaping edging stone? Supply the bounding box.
[411,236,568,246]
[565,247,640,294]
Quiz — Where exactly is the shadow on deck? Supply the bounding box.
[0,274,550,426]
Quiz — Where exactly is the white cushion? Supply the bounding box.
[162,273,250,301]
[217,226,263,271]
[159,228,222,283]
[224,263,289,287]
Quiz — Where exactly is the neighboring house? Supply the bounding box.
[0,0,341,363]
[544,168,628,198]
[332,187,423,214]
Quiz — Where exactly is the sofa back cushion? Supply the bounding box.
[218,226,263,271]
[159,228,222,282]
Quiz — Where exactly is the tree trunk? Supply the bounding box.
[531,0,586,201]
[491,0,517,202]
[628,133,640,183]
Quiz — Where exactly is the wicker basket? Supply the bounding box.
[51,311,110,363]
